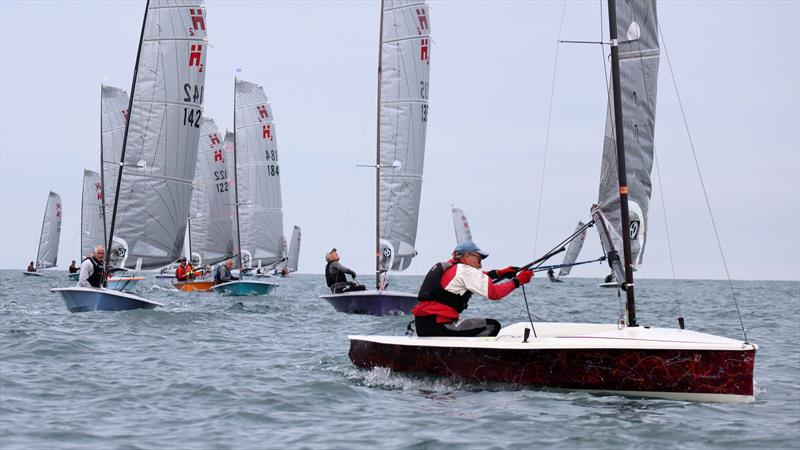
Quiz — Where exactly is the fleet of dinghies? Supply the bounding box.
[27,0,756,403]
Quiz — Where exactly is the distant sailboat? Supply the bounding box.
[24,191,62,277]
[174,117,235,292]
[284,225,301,275]
[209,79,282,296]
[349,0,757,402]
[54,0,208,311]
[548,221,587,282]
[321,0,431,315]
[451,206,472,244]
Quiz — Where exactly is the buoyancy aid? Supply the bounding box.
[417,262,473,313]
[325,261,348,287]
[84,256,105,288]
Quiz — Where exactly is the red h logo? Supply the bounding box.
[56,203,62,219]
[262,124,272,140]
[214,149,223,162]
[209,133,220,146]
[420,39,429,63]
[121,109,129,122]
[256,105,269,120]
[189,44,203,66]
[416,8,428,33]
[189,8,205,31]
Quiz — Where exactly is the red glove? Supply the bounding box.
[514,269,533,287]
[487,266,519,281]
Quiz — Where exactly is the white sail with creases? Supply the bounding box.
[189,117,235,266]
[110,0,208,270]
[100,85,129,235]
[234,79,284,269]
[451,206,472,244]
[558,221,587,278]
[286,225,301,272]
[592,0,659,283]
[81,170,105,260]
[378,0,431,272]
[36,191,62,269]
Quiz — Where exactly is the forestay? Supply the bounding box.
[378,0,431,272]
[451,206,472,244]
[234,79,284,269]
[592,0,659,282]
[111,0,208,270]
[100,85,129,234]
[558,221,587,278]
[189,117,235,266]
[81,170,105,260]
[37,191,62,269]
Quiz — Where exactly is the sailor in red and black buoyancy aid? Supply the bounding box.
[412,240,533,337]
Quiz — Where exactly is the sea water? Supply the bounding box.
[1,271,798,449]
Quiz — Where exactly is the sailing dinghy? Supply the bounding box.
[54,0,208,312]
[24,191,62,277]
[349,0,757,402]
[451,206,473,244]
[208,80,282,296]
[321,0,431,315]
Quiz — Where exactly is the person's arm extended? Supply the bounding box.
[460,265,517,300]
[330,261,356,277]
[77,260,93,288]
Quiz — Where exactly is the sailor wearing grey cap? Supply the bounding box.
[324,248,366,294]
[412,240,533,337]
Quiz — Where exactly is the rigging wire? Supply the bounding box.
[658,27,748,343]
[339,89,376,245]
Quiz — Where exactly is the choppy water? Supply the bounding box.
[1,270,798,449]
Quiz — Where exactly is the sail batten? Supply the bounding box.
[594,0,659,283]
[234,79,284,269]
[110,0,208,271]
[378,0,431,273]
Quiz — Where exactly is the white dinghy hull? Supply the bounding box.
[349,322,757,403]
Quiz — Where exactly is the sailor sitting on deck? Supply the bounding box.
[412,240,533,337]
[68,260,79,274]
[27,261,35,272]
[325,248,366,294]
[78,246,106,288]
[213,259,238,285]
[175,257,193,282]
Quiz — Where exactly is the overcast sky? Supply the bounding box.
[1,0,798,281]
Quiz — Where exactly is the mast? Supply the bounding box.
[187,216,193,264]
[374,0,385,290]
[99,86,109,260]
[104,0,150,279]
[607,0,638,327]
[232,78,244,271]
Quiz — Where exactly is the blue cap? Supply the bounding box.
[453,240,489,259]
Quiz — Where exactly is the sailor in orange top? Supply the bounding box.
[175,257,190,282]
[412,240,533,337]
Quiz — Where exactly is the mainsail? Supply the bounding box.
[592,0,659,283]
[233,79,284,269]
[377,0,431,272]
[81,170,105,259]
[109,0,208,270]
[286,225,301,272]
[36,191,62,269]
[189,117,235,266]
[558,221,587,278]
[100,85,129,234]
[451,206,472,244]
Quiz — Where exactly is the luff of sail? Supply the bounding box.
[593,0,659,283]
[37,191,62,269]
[189,117,235,266]
[234,79,284,269]
[378,0,431,272]
[100,85,129,236]
[558,221,587,278]
[451,206,472,244]
[111,0,208,270]
[81,170,105,260]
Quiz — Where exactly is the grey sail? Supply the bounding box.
[110,0,208,270]
[592,0,659,283]
[378,0,431,272]
[234,79,284,269]
[100,85,129,235]
[36,191,62,269]
[286,225,301,272]
[451,206,472,244]
[558,221,587,278]
[81,170,105,260]
[189,117,235,266]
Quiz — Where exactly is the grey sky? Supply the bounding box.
[1,0,798,281]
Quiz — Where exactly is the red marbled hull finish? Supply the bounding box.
[349,341,755,396]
